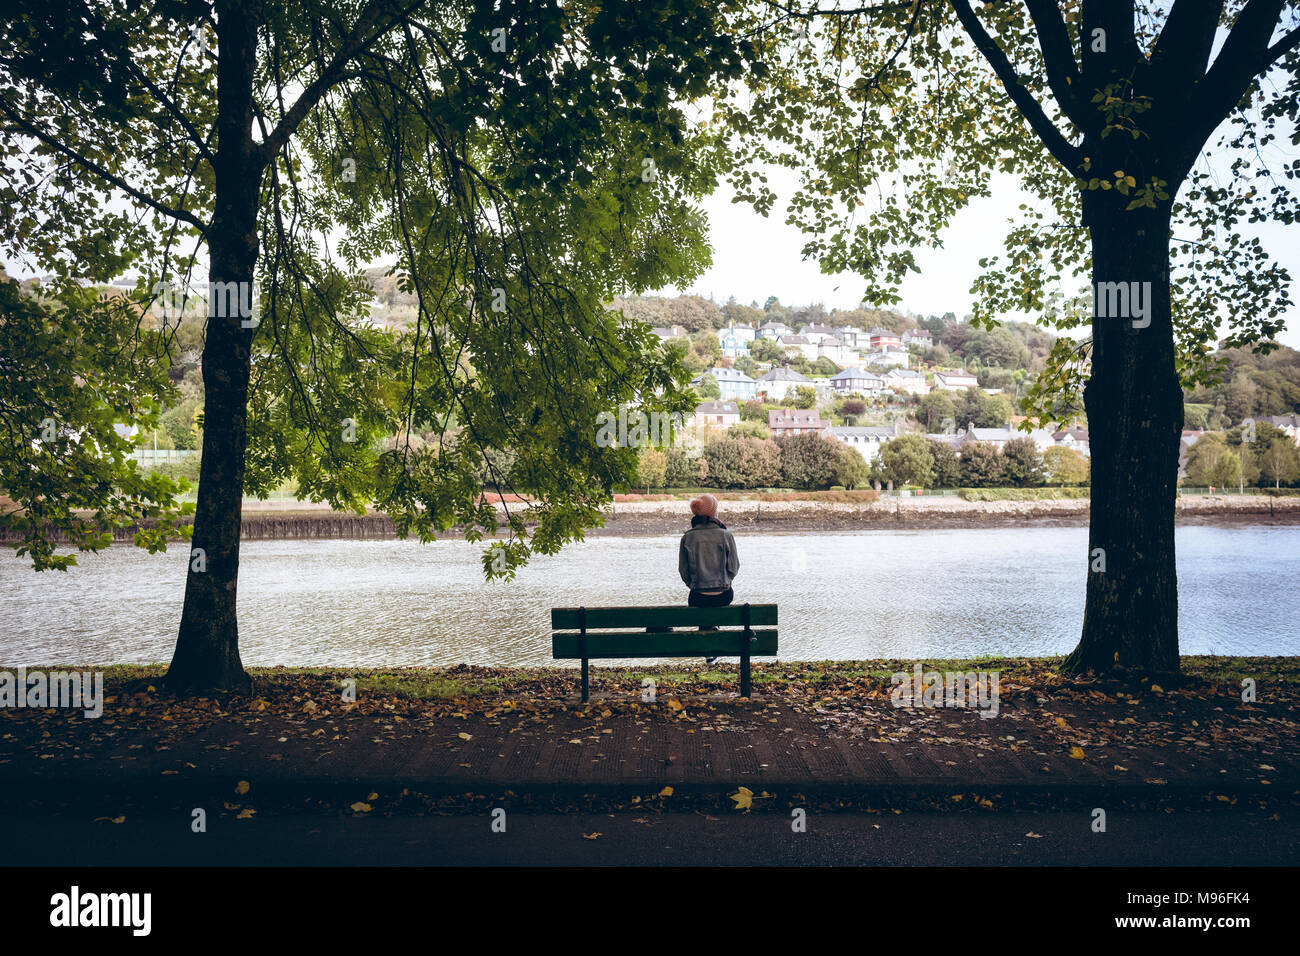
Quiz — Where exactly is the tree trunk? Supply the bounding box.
[1063,194,1183,676]
[164,2,261,694]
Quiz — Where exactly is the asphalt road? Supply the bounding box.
[6,806,1296,866]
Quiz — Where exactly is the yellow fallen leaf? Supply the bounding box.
[730,786,754,811]
[582,832,601,840]
[350,802,372,813]
[236,808,256,819]
[235,780,250,795]
[1025,831,1044,838]
[93,815,126,824]
[1069,747,1085,760]
[367,792,378,801]
[666,699,685,713]
[658,786,674,798]
[458,732,472,741]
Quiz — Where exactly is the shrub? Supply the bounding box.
[959,487,1089,500]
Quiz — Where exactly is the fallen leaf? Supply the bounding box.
[235,780,250,796]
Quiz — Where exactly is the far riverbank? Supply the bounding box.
[6,491,1297,543]
[230,492,1300,539]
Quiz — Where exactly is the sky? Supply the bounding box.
[663,167,1300,351]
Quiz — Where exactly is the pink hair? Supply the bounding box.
[690,494,719,517]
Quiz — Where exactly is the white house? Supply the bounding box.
[757,366,812,401]
[800,324,838,345]
[650,325,686,341]
[719,327,748,359]
[778,334,820,362]
[902,329,933,348]
[693,366,757,401]
[934,370,979,391]
[838,325,867,349]
[691,400,740,429]
[1263,413,1300,446]
[859,348,910,369]
[1052,424,1091,457]
[818,336,860,366]
[756,321,793,340]
[960,422,1060,452]
[884,368,930,395]
[828,425,897,463]
[730,322,756,343]
[830,368,885,396]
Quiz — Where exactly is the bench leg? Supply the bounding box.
[581,657,589,703]
[740,651,751,698]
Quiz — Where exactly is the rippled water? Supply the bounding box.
[1,526,1296,666]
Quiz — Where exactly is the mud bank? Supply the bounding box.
[589,495,1300,535]
[12,494,1295,545]
[186,494,1300,540]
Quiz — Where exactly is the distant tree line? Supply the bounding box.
[1183,423,1300,489]
[869,433,1089,489]
[636,432,870,491]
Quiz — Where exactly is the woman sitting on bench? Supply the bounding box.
[675,495,740,663]
[679,493,740,609]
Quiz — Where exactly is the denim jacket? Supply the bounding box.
[679,516,740,591]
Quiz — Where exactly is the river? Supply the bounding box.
[1,526,1296,666]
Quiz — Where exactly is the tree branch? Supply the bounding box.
[0,99,209,235]
[1148,0,1224,97]
[257,0,411,163]
[1197,0,1288,137]
[948,0,1085,171]
[1023,0,1086,128]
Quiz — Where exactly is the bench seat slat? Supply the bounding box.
[551,604,777,630]
[552,630,778,659]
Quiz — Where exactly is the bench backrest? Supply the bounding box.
[551,604,777,630]
[551,604,778,660]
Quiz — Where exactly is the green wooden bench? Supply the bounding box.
[551,603,778,702]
